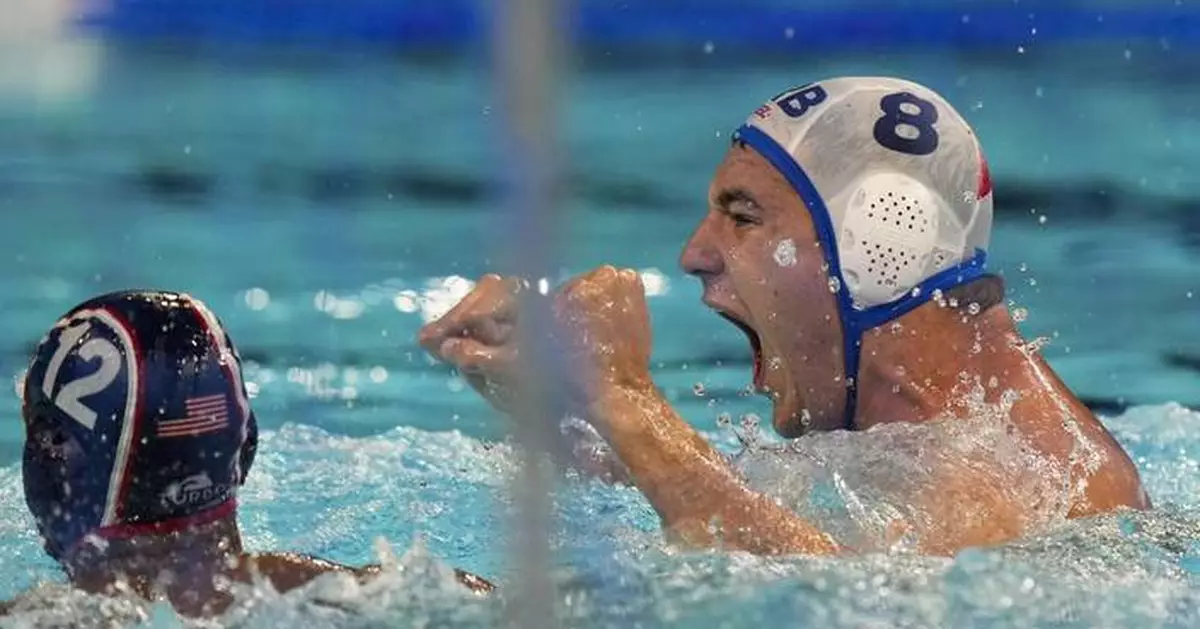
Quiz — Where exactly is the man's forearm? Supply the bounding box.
[590,387,838,555]
[552,416,634,485]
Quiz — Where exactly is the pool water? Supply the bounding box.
[0,38,1198,627]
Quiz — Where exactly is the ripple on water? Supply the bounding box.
[1,403,1198,628]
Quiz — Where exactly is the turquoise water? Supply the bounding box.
[0,38,1199,627]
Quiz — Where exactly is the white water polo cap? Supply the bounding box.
[731,76,994,423]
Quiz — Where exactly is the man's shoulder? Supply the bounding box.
[238,552,360,593]
[242,552,495,595]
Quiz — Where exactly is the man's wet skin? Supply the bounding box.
[419,76,1148,557]
[57,520,493,617]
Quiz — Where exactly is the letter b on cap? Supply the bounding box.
[773,85,828,119]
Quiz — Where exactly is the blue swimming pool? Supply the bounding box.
[1,26,1199,628]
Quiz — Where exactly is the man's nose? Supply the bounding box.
[680,220,725,278]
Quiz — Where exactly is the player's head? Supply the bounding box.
[680,76,993,437]
[20,290,258,574]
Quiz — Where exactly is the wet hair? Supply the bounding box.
[945,273,1006,314]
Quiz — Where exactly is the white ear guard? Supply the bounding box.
[836,171,962,309]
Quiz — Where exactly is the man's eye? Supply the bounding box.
[731,213,759,226]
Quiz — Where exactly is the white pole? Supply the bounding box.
[493,0,567,626]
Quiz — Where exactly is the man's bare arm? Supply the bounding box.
[590,385,1060,557]
[592,387,838,555]
[553,416,634,485]
[247,553,495,595]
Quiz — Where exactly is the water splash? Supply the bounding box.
[2,405,1199,628]
[772,239,797,268]
[730,381,1075,554]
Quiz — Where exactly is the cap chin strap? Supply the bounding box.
[732,124,989,428]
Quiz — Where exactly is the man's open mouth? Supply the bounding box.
[717,311,764,390]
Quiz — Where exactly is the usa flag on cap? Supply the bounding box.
[157,394,229,438]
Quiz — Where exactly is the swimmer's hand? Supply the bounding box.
[418,266,654,416]
[421,269,838,554]
[552,265,655,404]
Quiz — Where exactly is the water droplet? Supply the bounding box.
[741,413,760,429]
[967,302,981,315]
[1038,215,1047,225]
[692,382,706,397]
[1012,307,1028,322]
[827,277,841,293]
[896,365,906,377]
[889,322,904,334]
[1017,45,1025,54]
[1187,291,1194,299]
[784,27,795,39]
[988,376,999,388]
[1024,336,1051,353]
[773,239,797,267]
[1035,86,1044,98]
[891,384,901,394]
[703,41,715,54]
[1018,263,1028,272]
[717,413,732,427]
[183,144,192,155]
[1028,278,1038,287]
[1124,49,1133,60]
[768,356,783,371]
[910,287,922,298]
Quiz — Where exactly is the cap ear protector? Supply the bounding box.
[24,410,257,565]
[734,77,994,425]
[836,171,958,309]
